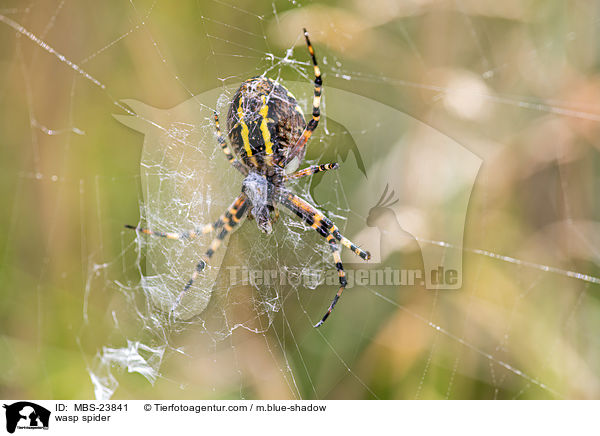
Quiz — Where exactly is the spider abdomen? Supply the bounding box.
[227,76,307,173]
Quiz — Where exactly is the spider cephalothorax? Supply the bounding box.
[128,29,370,327]
[241,171,277,234]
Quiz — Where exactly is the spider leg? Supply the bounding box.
[125,195,246,241]
[303,28,322,137]
[125,222,218,241]
[284,163,338,182]
[288,29,323,159]
[280,192,370,260]
[214,111,248,175]
[279,191,369,327]
[172,195,249,311]
[316,234,345,327]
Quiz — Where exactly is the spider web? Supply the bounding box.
[2,0,600,400]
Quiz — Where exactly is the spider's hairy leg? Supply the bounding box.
[330,226,371,261]
[314,233,346,328]
[172,195,249,311]
[124,195,247,241]
[279,192,369,326]
[284,163,338,182]
[125,222,216,241]
[214,111,248,175]
[289,29,323,159]
[282,192,370,261]
[303,28,322,132]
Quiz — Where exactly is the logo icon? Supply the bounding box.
[3,402,50,433]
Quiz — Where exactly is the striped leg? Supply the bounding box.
[125,222,217,241]
[279,192,369,327]
[172,195,249,311]
[214,111,248,175]
[125,195,247,241]
[289,29,323,159]
[280,192,370,260]
[315,234,346,327]
[303,28,322,136]
[284,163,338,182]
[329,226,370,261]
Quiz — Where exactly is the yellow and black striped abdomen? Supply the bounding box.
[227,76,306,171]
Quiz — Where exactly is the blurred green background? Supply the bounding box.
[1,0,600,399]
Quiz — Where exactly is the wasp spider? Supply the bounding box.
[127,29,370,327]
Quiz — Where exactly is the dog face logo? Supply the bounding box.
[3,402,50,433]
